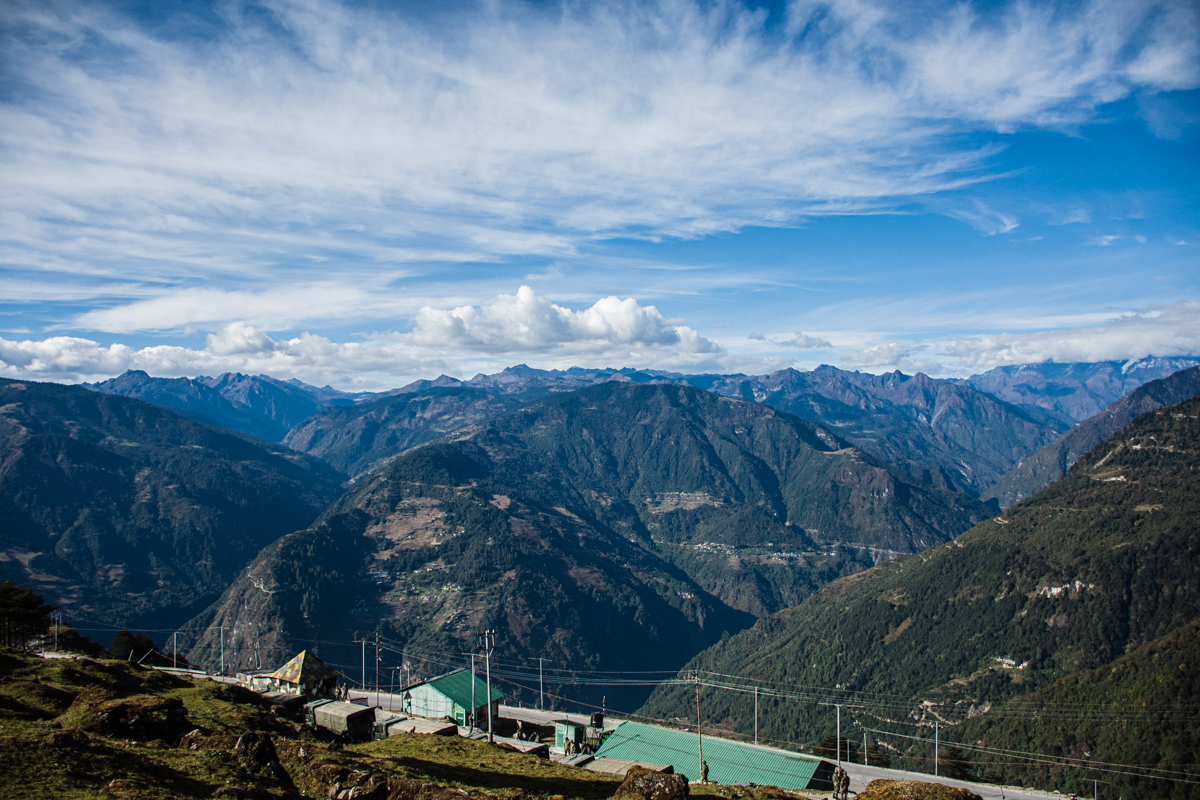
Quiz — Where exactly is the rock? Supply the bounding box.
[178,730,238,751]
[386,779,487,800]
[234,731,280,769]
[856,780,983,800]
[91,694,189,742]
[613,765,690,800]
[214,785,267,799]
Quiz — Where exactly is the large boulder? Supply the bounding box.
[613,765,690,800]
[92,694,190,742]
[857,781,982,800]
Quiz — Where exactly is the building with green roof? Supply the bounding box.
[403,668,503,727]
[593,721,835,791]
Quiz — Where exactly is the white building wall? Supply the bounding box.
[406,684,456,719]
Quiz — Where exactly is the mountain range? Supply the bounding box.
[182,382,992,708]
[962,356,1200,426]
[87,360,1198,501]
[0,379,342,631]
[84,370,360,442]
[983,365,1200,508]
[639,390,1200,797]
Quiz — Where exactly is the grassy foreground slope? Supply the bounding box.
[0,648,818,800]
[640,396,1200,795]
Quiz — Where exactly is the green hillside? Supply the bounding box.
[639,396,1200,794]
[0,378,342,633]
[947,619,1200,798]
[184,383,990,708]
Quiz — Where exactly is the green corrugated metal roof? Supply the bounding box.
[421,669,503,707]
[593,721,834,791]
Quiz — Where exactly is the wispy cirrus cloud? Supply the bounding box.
[2,0,1196,303]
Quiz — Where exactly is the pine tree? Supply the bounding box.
[0,581,54,648]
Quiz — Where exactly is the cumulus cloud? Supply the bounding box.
[410,286,720,355]
[0,326,441,388]
[2,0,1196,297]
[943,299,1200,368]
[0,287,733,386]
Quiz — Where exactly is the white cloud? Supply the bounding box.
[410,286,720,355]
[0,287,733,386]
[73,285,386,333]
[1,0,1195,296]
[842,342,913,369]
[943,299,1200,368]
[774,332,834,350]
[945,200,1019,235]
[0,326,442,388]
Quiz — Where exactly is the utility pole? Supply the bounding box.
[54,613,59,652]
[538,657,545,709]
[375,632,380,708]
[471,653,477,730]
[695,672,704,781]
[864,731,868,765]
[477,631,496,743]
[173,632,178,669]
[219,626,225,675]
[818,702,862,770]
[934,721,939,777]
[361,639,366,693]
[754,687,759,745]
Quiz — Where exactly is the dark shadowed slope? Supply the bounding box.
[640,395,1200,796]
[184,383,990,708]
[983,365,1200,508]
[0,378,342,632]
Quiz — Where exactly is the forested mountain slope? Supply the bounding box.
[184,383,990,707]
[0,378,342,632]
[983,365,1200,508]
[950,618,1200,798]
[640,395,1200,795]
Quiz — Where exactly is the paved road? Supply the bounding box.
[835,761,1064,800]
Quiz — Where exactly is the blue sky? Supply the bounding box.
[1,0,1198,389]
